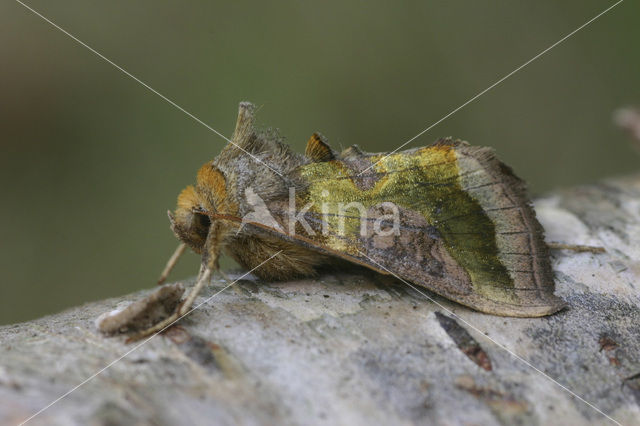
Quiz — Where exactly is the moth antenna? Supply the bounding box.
[157,242,188,285]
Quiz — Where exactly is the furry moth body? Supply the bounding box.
[141,102,564,339]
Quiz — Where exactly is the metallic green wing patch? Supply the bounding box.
[294,139,564,316]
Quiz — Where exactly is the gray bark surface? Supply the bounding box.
[1,175,640,426]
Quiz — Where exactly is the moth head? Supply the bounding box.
[169,165,229,253]
[168,185,211,253]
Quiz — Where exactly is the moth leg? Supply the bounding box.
[177,222,224,315]
[177,264,214,316]
[157,242,188,285]
[127,227,222,342]
[195,262,206,281]
[547,242,605,254]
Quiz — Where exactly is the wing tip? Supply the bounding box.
[468,294,567,317]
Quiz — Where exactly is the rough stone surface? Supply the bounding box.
[1,175,640,426]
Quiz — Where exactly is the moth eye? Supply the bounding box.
[195,213,211,231]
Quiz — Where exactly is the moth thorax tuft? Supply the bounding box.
[196,163,227,209]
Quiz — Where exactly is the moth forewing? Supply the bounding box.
[269,138,565,316]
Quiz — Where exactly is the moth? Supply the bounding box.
[135,102,565,339]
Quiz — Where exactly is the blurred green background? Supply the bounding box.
[1,1,638,325]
